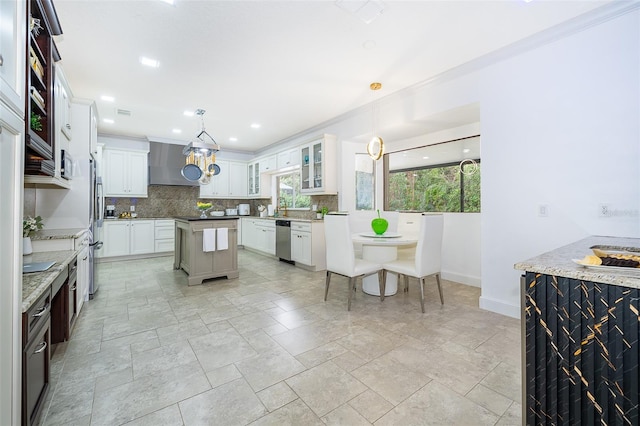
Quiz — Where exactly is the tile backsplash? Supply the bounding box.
[105,185,338,219]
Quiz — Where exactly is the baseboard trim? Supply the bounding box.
[441,271,481,288]
[479,295,520,319]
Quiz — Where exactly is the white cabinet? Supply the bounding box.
[0,0,26,115]
[102,220,154,257]
[300,134,337,194]
[130,220,155,255]
[103,149,148,197]
[76,244,89,313]
[154,219,175,253]
[259,155,277,173]
[241,218,275,255]
[200,160,247,198]
[277,148,300,170]
[247,160,272,197]
[55,69,72,141]
[248,161,260,196]
[228,161,248,197]
[290,221,326,271]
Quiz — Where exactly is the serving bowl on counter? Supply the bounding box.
[210,211,225,217]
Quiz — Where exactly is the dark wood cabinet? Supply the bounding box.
[24,0,62,176]
[21,289,51,426]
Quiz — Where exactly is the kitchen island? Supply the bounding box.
[515,236,640,426]
[174,217,239,285]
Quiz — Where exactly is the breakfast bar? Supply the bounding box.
[174,217,239,285]
[515,236,640,426]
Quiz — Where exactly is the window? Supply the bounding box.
[355,154,375,210]
[384,136,481,213]
[277,172,311,209]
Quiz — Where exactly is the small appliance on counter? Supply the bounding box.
[238,204,250,216]
[106,205,116,219]
[225,208,238,216]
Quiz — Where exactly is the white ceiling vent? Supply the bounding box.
[116,108,132,116]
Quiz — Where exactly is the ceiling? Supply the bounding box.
[52,0,608,153]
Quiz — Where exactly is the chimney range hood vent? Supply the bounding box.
[148,142,198,186]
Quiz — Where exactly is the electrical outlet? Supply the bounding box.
[599,204,610,217]
[538,204,548,217]
[130,205,135,212]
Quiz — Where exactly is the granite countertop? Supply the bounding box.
[240,216,322,223]
[514,236,640,289]
[31,228,88,241]
[23,249,79,312]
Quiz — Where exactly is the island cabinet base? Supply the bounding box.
[174,218,239,286]
[523,272,639,425]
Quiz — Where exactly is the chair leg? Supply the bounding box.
[324,271,331,301]
[404,275,409,293]
[436,273,444,305]
[347,277,355,311]
[419,277,425,313]
[379,270,386,302]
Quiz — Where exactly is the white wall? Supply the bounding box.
[478,9,640,317]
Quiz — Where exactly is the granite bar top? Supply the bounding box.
[23,249,79,312]
[514,236,640,289]
[31,228,87,241]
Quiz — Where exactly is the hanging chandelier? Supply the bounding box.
[181,109,221,184]
[366,82,385,161]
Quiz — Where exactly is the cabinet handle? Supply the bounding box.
[0,54,3,66]
[82,256,88,261]
[66,124,71,129]
[70,285,77,291]
[32,304,49,318]
[34,341,47,354]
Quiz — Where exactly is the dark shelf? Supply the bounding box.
[26,130,53,160]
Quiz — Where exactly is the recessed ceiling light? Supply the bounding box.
[160,0,175,4]
[362,40,376,50]
[139,56,160,68]
[101,95,115,102]
[103,118,114,124]
[250,123,261,129]
[229,137,238,142]
[183,110,194,117]
[422,156,429,159]
[463,149,470,153]
[172,129,182,134]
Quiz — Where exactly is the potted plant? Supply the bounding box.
[30,113,43,132]
[317,206,329,219]
[23,215,43,255]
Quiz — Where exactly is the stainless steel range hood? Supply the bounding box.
[148,142,198,186]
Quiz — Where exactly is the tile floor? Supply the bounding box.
[38,250,522,425]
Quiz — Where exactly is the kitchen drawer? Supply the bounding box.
[155,226,174,240]
[291,222,311,232]
[23,289,51,347]
[155,219,174,227]
[155,239,175,253]
[23,319,50,426]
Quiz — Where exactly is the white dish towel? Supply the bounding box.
[217,228,229,251]
[203,228,216,252]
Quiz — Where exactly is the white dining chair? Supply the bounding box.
[396,212,421,260]
[324,213,384,310]
[381,213,444,313]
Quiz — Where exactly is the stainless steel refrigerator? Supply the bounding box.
[89,156,103,298]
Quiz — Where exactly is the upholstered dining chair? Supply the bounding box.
[381,213,444,313]
[324,213,384,310]
[396,212,422,261]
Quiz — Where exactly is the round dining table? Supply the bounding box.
[352,232,418,296]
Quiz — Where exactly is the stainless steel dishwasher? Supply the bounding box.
[275,220,292,262]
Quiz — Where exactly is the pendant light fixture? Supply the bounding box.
[181,109,221,184]
[367,82,385,161]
